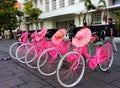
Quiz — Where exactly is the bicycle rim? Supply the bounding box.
[9,42,21,59]
[16,43,31,63]
[37,48,62,76]
[98,44,114,72]
[57,51,85,87]
[25,46,38,69]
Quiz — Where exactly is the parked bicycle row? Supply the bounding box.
[9,28,114,87]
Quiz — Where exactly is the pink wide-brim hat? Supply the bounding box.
[72,28,91,47]
[36,28,48,41]
[52,29,67,44]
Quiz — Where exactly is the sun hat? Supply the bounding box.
[36,28,48,41]
[72,28,91,47]
[52,28,67,44]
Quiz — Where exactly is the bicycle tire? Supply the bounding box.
[25,46,38,69]
[37,48,62,76]
[9,42,22,59]
[56,51,85,87]
[98,44,114,72]
[16,43,32,63]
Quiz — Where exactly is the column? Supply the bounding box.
[49,0,52,11]
[42,0,46,12]
[37,0,40,8]
[56,0,60,9]
[65,0,68,7]
[75,0,79,4]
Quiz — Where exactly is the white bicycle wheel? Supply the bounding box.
[9,42,22,59]
[16,43,32,63]
[98,44,114,72]
[25,46,40,69]
[57,51,85,87]
[37,48,62,76]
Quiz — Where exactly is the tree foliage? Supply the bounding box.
[0,0,23,30]
[0,0,24,38]
[24,1,42,23]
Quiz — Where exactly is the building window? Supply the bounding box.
[45,0,49,12]
[40,0,42,5]
[114,0,120,5]
[52,0,56,10]
[79,0,84,2]
[109,0,120,5]
[93,12,101,24]
[69,0,74,5]
[60,0,64,8]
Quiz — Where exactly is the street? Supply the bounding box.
[0,39,120,88]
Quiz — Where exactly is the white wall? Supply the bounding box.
[43,19,56,29]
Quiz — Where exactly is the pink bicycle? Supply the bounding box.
[15,30,38,63]
[16,29,48,65]
[37,29,72,76]
[9,31,29,60]
[56,28,114,87]
[24,29,50,69]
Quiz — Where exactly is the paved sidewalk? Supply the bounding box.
[0,39,120,88]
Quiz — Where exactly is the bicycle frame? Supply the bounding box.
[72,42,112,70]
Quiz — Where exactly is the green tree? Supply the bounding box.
[0,0,23,39]
[16,10,24,30]
[24,1,42,30]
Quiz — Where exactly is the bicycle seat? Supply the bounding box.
[95,41,104,46]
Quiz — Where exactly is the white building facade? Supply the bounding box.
[20,0,120,31]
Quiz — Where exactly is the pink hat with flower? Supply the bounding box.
[72,28,91,47]
[52,29,67,44]
[36,28,48,41]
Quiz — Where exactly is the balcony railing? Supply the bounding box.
[69,0,74,5]
[45,0,49,12]
[46,5,49,12]
[60,0,64,8]
[52,1,56,10]
[79,0,84,2]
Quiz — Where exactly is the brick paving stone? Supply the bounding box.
[43,85,55,88]
[0,69,14,82]
[78,79,107,88]
[113,66,120,72]
[111,77,120,88]
[98,84,118,88]
[90,70,120,83]
[20,75,41,82]
[18,82,43,88]
[0,78,24,88]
